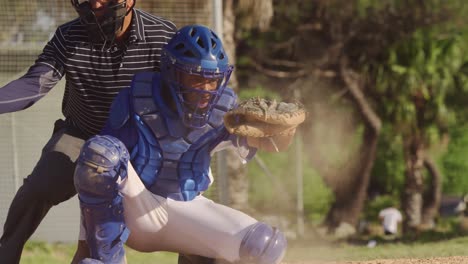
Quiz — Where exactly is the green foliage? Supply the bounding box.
[375,29,465,133]
[237,85,282,101]
[354,0,389,18]
[247,151,291,212]
[303,165,335,222]
[247,142,334,223]
[369,26,468,226]
[402,216,465,242]
[371,27,468,181]
[440,125,468,195]
[354,0,462,19]
[370,125,405,196]
[367,24,468,225]
[363,195,399,222]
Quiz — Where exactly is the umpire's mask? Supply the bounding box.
[71,0,135,45]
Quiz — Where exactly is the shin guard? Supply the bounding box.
[75,135,130,263]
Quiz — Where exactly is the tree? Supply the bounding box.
[221,0,274,211]
[235,0,460,234]
[373,29,468,231]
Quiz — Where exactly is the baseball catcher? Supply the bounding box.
[74,25,291,264]
[224,97,306,152]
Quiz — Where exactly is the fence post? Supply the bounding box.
[212,0,230,205]
[295,90,305,237]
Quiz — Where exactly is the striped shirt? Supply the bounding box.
[0,9,176,138]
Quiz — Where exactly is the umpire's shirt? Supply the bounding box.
[0,9,177,138]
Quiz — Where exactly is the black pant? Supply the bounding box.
[0,120,86,264]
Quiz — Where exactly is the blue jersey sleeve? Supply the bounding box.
[101,88,138,151]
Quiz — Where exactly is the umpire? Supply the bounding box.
[0,0,176,263]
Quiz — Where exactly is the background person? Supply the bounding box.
[379,206,403,236]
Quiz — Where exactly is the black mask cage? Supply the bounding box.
[71,0,135,45]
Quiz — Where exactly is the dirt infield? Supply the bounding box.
[284,256,468,264]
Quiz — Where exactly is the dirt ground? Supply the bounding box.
[284,256,468,264]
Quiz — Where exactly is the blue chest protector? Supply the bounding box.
[124,72,236,201]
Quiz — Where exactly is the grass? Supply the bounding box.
[20,236,468,263]
[285,236,468,262]
[21,241,178,264]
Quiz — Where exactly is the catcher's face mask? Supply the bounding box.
[178,73,221,110]
[71,0,134,45]
[163,62,232,128]
[161,25,233,128]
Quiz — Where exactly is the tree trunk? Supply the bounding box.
[402,137,425,233]
[323,58,382,234]
[222,0,238,90]
[421,156,442,229]
[222,0,250,211]
[325,126,379,231]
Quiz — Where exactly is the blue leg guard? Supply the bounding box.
[75,135,130,264]
[239,222,287,264]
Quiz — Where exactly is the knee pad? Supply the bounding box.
[239,222,287,264]
[75,135,130,263]
[74,135,130,203]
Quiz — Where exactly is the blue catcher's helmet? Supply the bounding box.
[161,24,233,128]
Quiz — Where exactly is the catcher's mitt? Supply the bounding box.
[224,97,306,152]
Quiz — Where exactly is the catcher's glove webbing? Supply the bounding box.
[224,97,306,152]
